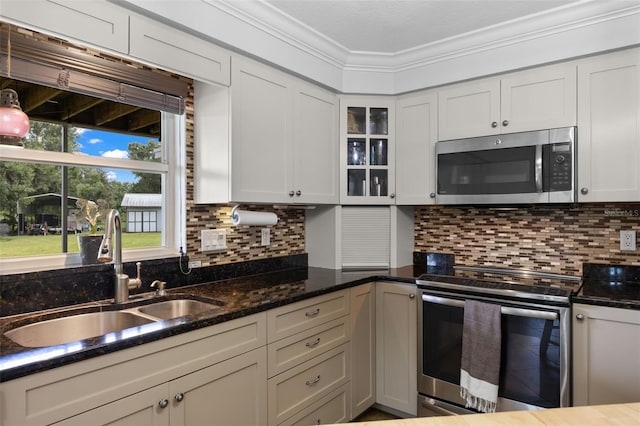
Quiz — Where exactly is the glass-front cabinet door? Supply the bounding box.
[341,97,395,204]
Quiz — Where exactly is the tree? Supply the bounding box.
[128,140,161,194]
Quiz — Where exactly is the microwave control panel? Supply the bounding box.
[544,142,573,191]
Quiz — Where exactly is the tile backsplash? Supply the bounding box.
[415,204,640,276]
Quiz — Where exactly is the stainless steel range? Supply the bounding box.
[416,266,579,416]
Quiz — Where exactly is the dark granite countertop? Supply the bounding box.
[0,266,416,382]
[573,263,640,310]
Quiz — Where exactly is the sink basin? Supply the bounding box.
[4,311,155,348]
[137,299,222,320]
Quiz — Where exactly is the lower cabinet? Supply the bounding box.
[573,304,640,406]
[375,281,417,416]
[350,283,376,418]
[55,347,267,426]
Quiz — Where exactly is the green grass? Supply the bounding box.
[0,233,162,258]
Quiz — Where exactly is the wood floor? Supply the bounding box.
[352,407,399,422]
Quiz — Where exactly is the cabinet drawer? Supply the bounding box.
[268,317,349,378]
[278,384,351,426]
[268,290,349,342]
[268,344,350,426]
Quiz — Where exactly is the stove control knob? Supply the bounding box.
[576,314,584,321]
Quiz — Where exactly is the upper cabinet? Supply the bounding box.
[438,62,577,140]
[0,0,129,53]
[577,48,640,202]
[195,55,338,205]
[395,91,438,205]
[129,15,231,86]
[340,96,396,204]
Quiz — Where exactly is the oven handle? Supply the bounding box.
[422,294,558,321]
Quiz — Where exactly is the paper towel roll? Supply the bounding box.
[231,209,278,226]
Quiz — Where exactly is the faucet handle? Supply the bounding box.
[151,280,167,296]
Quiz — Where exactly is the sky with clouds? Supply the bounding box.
[75,128,159,183]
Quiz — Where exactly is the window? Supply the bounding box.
[0,25,188,273]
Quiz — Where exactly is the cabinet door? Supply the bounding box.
[438,79,500,140]
[396,92,438,205]
[53,385,169,426]
[292,82,339,204]
[573,304,640,406]
[169,347,267,426]
[375,282,417,416]
[350,283,376,418]
[129,15,230,86]
[577,48,640,202]
[500,62,576,134]
[0,0,129,53]
[231,56,292,203]
[340,96,396,204]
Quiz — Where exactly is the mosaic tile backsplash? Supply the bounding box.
[415,204,640,276]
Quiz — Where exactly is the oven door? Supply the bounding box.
[418,291,570,412]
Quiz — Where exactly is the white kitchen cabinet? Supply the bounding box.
[54,347,267,426]
[350,283,376,418]
[438,62,576,140]
[340,96,396,204]
[129,15,231,86]
[395,91,438,205]
[197,55,338,204]
[577,48,640,202]
[0,313,267,426]
[573,304,640,406]
[0,0,129,54]
[291,81,339,204]
[375,281,417,416]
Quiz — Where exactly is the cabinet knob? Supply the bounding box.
[296,190,302,196]
[576,314,584,321]
[175,392,184,402]
[491,121,498,128]
[158,399,169,409]
[409,293,415,299]
[289,191,295,197]
[429,193,436,199]
[580,188,589,195]
[390,193,395,199]
[502,120,509,127]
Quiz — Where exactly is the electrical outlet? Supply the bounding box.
[620,230,636,251]
[261,228,270,246]
[188,260,202,268]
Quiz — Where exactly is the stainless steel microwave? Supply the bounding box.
[436,127,576,205]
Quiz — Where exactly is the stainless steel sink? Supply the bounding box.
[4,311,156,348]
[137,299,222,320]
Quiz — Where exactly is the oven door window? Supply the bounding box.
[437,146,537,195]
[422,298,561,408]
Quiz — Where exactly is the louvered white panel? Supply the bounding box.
[341,207,390,269]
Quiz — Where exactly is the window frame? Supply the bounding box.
[0,112,186,274]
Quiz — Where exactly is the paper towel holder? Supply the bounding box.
[231,204,278,226]
[231,204,242,222]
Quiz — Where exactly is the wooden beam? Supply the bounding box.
[128,109,161,132]
[60,95,104,120]
[21,86,61,112]
[93,102,140,126]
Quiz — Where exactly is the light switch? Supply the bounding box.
[201,229,227,252]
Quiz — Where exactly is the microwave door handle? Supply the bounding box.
[422,294,558,321]
[535,144,543,193]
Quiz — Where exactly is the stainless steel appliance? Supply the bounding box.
[436,127,576,205]
[417,266,579,416]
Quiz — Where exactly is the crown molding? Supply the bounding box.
[115,0,640,93]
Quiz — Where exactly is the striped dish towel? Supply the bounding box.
[460,300,502,413]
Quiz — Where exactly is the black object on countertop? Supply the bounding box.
[575,263,640,310]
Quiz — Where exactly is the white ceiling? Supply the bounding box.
[264,0,578,54]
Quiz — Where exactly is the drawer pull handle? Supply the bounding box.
[305,308,320,317]
[306,375,321,386]
[306,338,321,348]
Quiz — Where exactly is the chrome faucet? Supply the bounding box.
[98,209,142,303]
